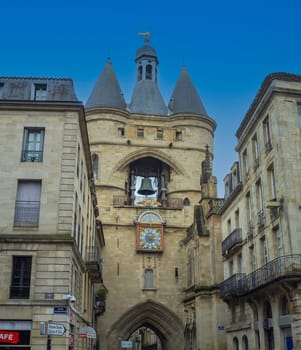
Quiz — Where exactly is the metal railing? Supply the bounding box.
[222,228,242,255]
[21,150,43,162]
[112,195,183,209]
[220,255,301,298]
[10,285,30,299]
[14,201,40,227]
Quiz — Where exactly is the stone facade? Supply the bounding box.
[219,73,301,350]
[0,78,104,350]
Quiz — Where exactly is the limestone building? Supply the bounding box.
[219,73,301,350]
[85,40,226,350]
[0,77,104,350]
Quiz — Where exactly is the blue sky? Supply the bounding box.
[2,0,301,196]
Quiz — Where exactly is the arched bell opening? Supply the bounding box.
[127,157,170,207]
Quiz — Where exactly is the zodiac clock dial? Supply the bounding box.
[139,227,162,250]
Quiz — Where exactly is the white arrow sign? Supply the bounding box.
[47,323,66,336]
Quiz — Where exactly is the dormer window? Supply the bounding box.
[34,84,47,100]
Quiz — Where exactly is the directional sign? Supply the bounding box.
[47,323,66,336]
[120,340,133,348]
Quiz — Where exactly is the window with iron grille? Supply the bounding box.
[14,180,41,227]
[21,128,44,162]
[10,256,32,299]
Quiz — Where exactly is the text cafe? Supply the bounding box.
[0,321,31,349]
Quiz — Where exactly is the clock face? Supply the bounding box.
[139,227,161,250]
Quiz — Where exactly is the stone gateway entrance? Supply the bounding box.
[106,301,184,350]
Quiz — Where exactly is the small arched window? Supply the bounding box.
[138,65,143,81]
[183,197,190,206]
[92,154,99,179]
[233,337,239,350]
[146,64,152,80]
[242,335,248,350]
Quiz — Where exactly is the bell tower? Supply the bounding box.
[85,39,217,350]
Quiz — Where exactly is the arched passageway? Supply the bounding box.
[106,300,184,350]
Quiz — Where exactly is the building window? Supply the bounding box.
[233,337,239,350]
[242,148,249,180]
[10,256,32,299]
[138,65,143,81]
[92,154,98,179]
[263,114,272,153]
[260,236,269,265]
[34,83,47,100]
[237,254,242,273]
[146,64,152,80]
[242,335,248,350]
[249,245,256,271]
[156,128,163,140]
[256,179,265,228]
[252,134,259,170]
[118,127,125,137]
[14,180,41,227]
[137,128,144,138]
[298,105,301,129]
[267,164,276,200]
[175,130,182,141]
[273,226,283,257]
[246,192,254,239]
[144,269,154,289]
[21,128,44,162]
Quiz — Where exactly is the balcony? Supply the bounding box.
[222,228,243,256]
[220,254,301,300]
[112,195,183,209]
[219,273,246,298]
[86,246,102,282]
[14,201,40,227]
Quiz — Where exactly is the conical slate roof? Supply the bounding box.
[129,80,168,116]
[168,66,208,116]
[86,59,126,110]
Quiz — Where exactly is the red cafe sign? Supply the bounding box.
[0,331,20,344]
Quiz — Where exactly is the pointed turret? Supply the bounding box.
[129,45,168,116]
[168,65,208,116]
[86,59,126,110]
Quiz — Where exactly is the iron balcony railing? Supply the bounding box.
[86,246,102,282]
[14,201,40,227]
[10,285,30,299]
[112,195,183,209]
[220,254,301,299]
[21,150,43,162]
[222,228,242,255]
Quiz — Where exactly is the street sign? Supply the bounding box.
[47,323,66,336]
[53,307,68,314]
[120,340,133,348]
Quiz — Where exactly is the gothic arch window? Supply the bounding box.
[138,65,143,81]
[92,154,99,179]
[146,64,152,80]
[233,337,239,350]
[183,197,190,206]
[242,335,248,350]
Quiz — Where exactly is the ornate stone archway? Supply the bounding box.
[106,300,184,350]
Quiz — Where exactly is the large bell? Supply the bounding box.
[137,177,156,196]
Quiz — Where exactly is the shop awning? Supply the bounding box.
[78,326,97,339]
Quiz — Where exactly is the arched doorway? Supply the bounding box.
[106,300,184,350]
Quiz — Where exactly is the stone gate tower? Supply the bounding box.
[85,41,217,350]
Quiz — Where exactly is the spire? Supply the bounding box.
[168,65,208,116]
[129,44,168,116]
[86,58,126,110]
